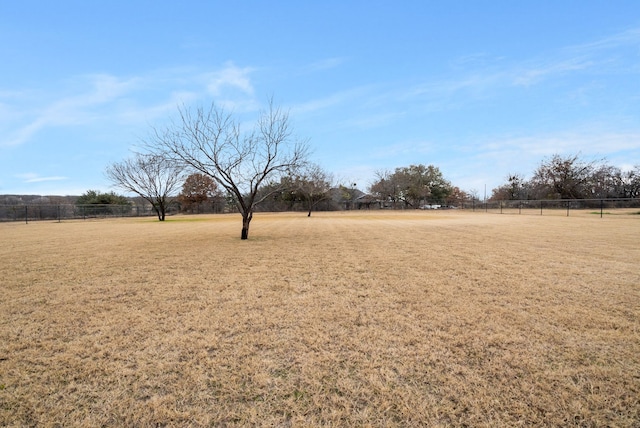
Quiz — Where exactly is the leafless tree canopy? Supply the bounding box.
[149,100,309,238]
[287,163,333,216]
[490,154,640,200]
[105,153,185,221]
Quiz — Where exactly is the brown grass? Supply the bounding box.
[1,211,639,427]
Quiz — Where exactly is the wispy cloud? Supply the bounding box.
[1,74,141,147]
[0,63,261,147]
[512,57,594,86]
[452,127,640,191]
[479,129,640,158]
[290,86,374,115]
[16,173,68,183]
[342,111,406,130]
[204,62,254,97]
[370,139,436,160]
[435,128,640,193]
[568,27,640,54]
[303,57,346,73]
[511,27,640,86]
[396,26,640,105]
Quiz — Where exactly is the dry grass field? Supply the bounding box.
[1,210,639,427]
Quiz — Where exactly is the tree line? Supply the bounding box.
[103,99,469,233]
[490,154,640,201]
[368,164,467,209]
[101,98,638,239]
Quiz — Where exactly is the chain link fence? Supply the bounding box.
[0,204,180,223]
[463,198,640,217]
[2,198,639,222]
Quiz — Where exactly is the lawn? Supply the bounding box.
[1,210,638,426]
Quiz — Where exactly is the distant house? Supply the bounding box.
[355,194,379,209]
[325,187,382,210]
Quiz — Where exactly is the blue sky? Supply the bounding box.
[1,1,639,196]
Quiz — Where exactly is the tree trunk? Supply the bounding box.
[241,212,252,240]
[154,205,165,221]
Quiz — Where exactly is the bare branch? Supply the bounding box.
[143,100,309,238]
[105,153,185,221]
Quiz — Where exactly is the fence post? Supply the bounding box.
[519,201,522,215]
[500,201,503,214]
[566,200,570,217]
[25,206,28,224]
[540,200,543,215]
[600,199,604,218]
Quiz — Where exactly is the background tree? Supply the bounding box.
[333,184,360,210]
[369,169,398,208]
[490,173,529,200]
[179,173,222,213]
[620,165,640,198]
[467,188,481,202]
[417,164,453,202]
[369,164,452,208]
[150,100,308,239]
[252,180,291,212]
[289,163,333,216]
[588,164,620,198]
[76,190,130,206]
[445,186,470,206]
[489,154,639,201]
[105,153,185,221]
[529,154,597,199]
[75,190,131,216]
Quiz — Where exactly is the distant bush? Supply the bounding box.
[76,190,130,205]
[75,190,131,216]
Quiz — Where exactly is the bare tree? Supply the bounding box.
[287,163,333,216]
[105,153,185,221]
[530,154,599,199]
[149,100,309,239]
[588,164,621,198]
[370,169,398,208]
[490,173,529,200]
[621,165,640,198]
